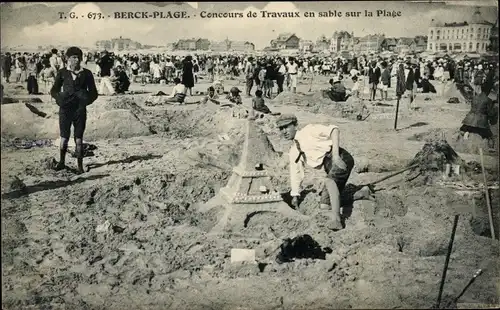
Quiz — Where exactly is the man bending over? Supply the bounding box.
[276,114,355,230]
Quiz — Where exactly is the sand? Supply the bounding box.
[1,75,499,310]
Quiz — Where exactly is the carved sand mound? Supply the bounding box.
[404,138,469,186]
[0,97,153,140]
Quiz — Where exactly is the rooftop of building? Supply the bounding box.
[430,7,494,27]
[333,31,353,38]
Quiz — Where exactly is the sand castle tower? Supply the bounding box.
[219,118,283,203]
[198,119,308,235]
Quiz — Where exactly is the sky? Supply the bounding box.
[0,1,498,50]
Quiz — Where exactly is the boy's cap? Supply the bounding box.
[276,114,297,127]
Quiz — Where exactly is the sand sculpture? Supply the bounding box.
[198,118,308,235]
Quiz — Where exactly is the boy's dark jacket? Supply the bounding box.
[50,68,98,110]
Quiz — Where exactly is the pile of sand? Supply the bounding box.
[84,97,153,140]
[404,138,468,186]
[0,97,153,141]
[271,91,328,107]
[2,84,28,97]
[161,106,247,140]
[409,128,498,156]
[85,110,153,140]
[271,91,361,117]
[1,102,59,139]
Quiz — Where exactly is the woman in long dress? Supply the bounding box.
[182,55,195,96]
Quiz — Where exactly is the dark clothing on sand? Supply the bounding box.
[326,83,347,102]
[319,147,355,205]
[421,79,436,93]
[461,93,497,139]
[252,97,272,114]
[113,70,130,93]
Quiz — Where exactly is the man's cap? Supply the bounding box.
[230,86,241,93]
[276,114,297,128]
[66,46,83,60]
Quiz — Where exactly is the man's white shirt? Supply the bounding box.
[289,124,338,196]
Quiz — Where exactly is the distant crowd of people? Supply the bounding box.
[0,45,498,176]
[1,49,498,106]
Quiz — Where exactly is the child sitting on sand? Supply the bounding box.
[201,86,220,105]
[226,87,242,105]
[250,90,281,118]
[252,89,272,114]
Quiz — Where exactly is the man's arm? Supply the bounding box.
[330,127,340,157]
[330,127,347,170]
[289,144,304,197]
[50,70,64,103]
[86,70,98,105]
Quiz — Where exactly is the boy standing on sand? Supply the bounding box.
[51,46,98,174]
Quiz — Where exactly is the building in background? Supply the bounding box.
[314,35,331,52]
[414,36,428,52]
[210,39,230,52]
[209,40,255,52]
[95,36,142,51]
[229,41,255,52]
[270,33,300,50]
[173,38,210,51]
[165,43,175,51]
[488,18,498,51]
[175,39,196,50]
[381,38,398,52]
[196,39,211,50]
[330,31,355,53]
[396,37,416,53]
[427,7,494,53]
[354,34,385,54]
[299,40,313,53]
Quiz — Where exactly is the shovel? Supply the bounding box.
[360,163,420,192]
